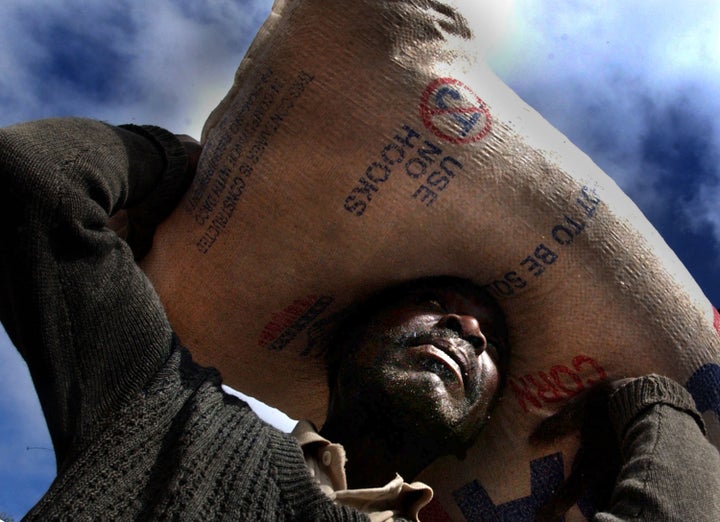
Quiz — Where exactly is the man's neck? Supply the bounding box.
[319,415,436,489]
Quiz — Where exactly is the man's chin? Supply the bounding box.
[392,387,478,448]
[399,364,471,404]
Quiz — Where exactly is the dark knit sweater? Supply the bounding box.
[2,117,719,521]
[0,118,367,521]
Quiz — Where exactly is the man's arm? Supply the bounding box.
[0,117,192,467]
[593,375,720,521]
[532,374,720,521]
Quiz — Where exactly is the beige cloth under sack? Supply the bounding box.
[142,1,720,519]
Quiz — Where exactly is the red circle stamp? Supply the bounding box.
[420,78,492,145]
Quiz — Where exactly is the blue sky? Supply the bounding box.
[1,1,718,519]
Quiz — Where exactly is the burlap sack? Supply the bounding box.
[142,1,720,519]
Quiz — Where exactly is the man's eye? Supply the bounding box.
[414,293,446,311]
[428,299,445,310]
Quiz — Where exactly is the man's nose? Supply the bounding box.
[437,314,487,352]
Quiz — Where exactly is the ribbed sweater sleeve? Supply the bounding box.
[0,117,185,468]
[594,375,720,521]
[1,118,369,521]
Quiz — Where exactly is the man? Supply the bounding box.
[0,117,507,521]
[1,118,718,521]
[295,276,509,517]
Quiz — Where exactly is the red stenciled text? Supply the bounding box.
[508,355,607,413]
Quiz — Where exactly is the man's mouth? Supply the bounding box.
[407,337,471,388]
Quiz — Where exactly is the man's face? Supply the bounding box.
[332,279,509,455]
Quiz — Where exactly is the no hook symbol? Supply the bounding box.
[420,78,492,145]
[435,86,482,138]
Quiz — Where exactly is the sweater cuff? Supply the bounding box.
[119,124,190,216]
[608,374,705,439]
[118,124,192,260]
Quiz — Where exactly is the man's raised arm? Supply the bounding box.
[596,375,720,521]
[0,118,194,466]
[533,374,720,521]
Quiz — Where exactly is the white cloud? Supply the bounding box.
[491,0,720,249]
[222,385,297,433]
[102,0,275,136]
[0,0,273,136]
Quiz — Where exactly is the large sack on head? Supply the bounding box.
[142,0,720,519]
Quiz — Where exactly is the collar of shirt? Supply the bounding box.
[292,420,433,522]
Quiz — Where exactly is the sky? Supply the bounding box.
[0,1,718,519]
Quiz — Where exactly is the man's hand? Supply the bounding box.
[529,379,632,521]
[110,133,202,260]
[175,134,203,174]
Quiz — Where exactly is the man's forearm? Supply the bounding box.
[594,375,720,521]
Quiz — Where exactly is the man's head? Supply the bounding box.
[321,276,509,483]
